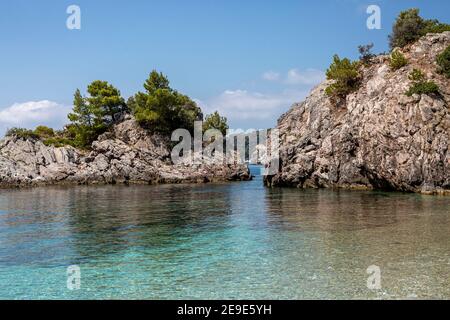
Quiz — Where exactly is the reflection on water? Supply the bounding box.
[0,166,449,299]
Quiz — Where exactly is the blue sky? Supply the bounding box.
[0,0,449,133]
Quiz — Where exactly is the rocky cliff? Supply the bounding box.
[0,115,251,188]
[265,32,450,195]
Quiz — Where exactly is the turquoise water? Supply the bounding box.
[1,166,450,299]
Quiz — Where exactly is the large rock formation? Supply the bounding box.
[0,116,251,188]
[265,32,450,195]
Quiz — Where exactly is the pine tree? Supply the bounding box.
[143,70,170,94]
[86,81,127,124]
[68,89,92,127]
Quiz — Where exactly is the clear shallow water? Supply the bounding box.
[0,166,449,299]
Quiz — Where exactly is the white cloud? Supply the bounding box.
[262,71,281,81]
[285,68,325,85]
[0,100,71,135]
[262,68,325,86]
[199,67,325,128]
[198,88,310,128]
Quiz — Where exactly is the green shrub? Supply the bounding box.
[436,45,450,78]
[422,20,450,35]
[34,125,55,139]
[389,50,408,70]
[408,68,425,82]
[325,55,361,99]
[5,125,81,148]
[42,137,76,148]
[389,8,450,50]
[63,123,106,149]
[406,82,440,96]
[5,127,39,140]
[405,69,440,96]
[203,111,229,136]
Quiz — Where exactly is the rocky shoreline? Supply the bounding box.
[0,115,251,189]
[1,33,449,195]
[265,32,450,195]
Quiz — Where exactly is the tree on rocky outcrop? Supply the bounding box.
[129,70,202,133]
[67,89,100,148]
[68,89,92,127]
[358,43,375,65]
[389,9,425,49]
[389,8,450,50]
[203,111,229,136]
[325,55,361,101]
[66,82,125,148]
[86,80,127,124]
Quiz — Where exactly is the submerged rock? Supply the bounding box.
[265,32,450,195]
[0,116,251,188]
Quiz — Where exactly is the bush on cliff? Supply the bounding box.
[422,20,450,35]
[358,43,375,65]
[34,126,55,139]
[325,55,361,100]
[203,111,229,136]
[389,9,450,50]
[5,125,77,148]
[5,127,39,140]
[34,126,73,147]
[389,49,408,71]
[42,136,75,148]
[436,45,450,78]
[406,69,440,97]
[128,70,202,133]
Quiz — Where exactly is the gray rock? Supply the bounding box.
[0,118,251,188]
[265,32,450,195]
